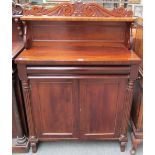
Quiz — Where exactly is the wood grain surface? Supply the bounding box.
[15,45,140,65]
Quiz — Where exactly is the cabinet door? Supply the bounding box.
[80,77,127,139]
[30,78,79,139]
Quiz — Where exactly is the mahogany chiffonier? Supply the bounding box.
[15,3,141,153]
[130,18,143,155]
[12,2,29,153]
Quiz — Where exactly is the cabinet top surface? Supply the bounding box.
[15,44,141,65]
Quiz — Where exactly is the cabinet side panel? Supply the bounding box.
[131,80,143,131]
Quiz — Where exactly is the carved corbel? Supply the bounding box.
[14,18,23,37]
[12,1,24,37]
[130,17,143,51]
[22,21,31,49]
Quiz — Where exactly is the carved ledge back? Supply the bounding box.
[23,2,133,17]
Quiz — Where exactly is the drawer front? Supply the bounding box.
[27,66,130,76]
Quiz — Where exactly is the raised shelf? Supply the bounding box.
[21,16,135,22]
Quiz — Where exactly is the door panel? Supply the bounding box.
[30,79,79,139]
[80,78,127,139]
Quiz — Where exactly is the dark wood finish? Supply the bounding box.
[80,77,128,139]
[12,15,30,153]
[17,64,140,153]
[15,45,140,65]
[130,18,143,155]
[19,20,136,50]
[15,5,141,153]
[30,22,127,43]
[30,79,79,139]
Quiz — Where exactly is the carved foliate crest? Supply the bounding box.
[23,2,133,17]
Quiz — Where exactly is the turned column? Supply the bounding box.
[119,65,139,152]
[17,64,38,153]
[21,80,38,153]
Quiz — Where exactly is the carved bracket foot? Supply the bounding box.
[30,136,38,153]
[120,141,127,152]
[14,18,23,36]
[130,132,143,155]
[119,134,128,152]
[31,142,38,153]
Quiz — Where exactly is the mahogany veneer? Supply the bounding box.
[16,44,140,65]
[15,3,141,153]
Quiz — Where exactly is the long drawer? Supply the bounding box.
[26,66,130,76]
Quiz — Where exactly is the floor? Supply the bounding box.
[13,134,143,155]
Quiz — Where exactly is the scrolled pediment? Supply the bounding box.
[23,2,133,17]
